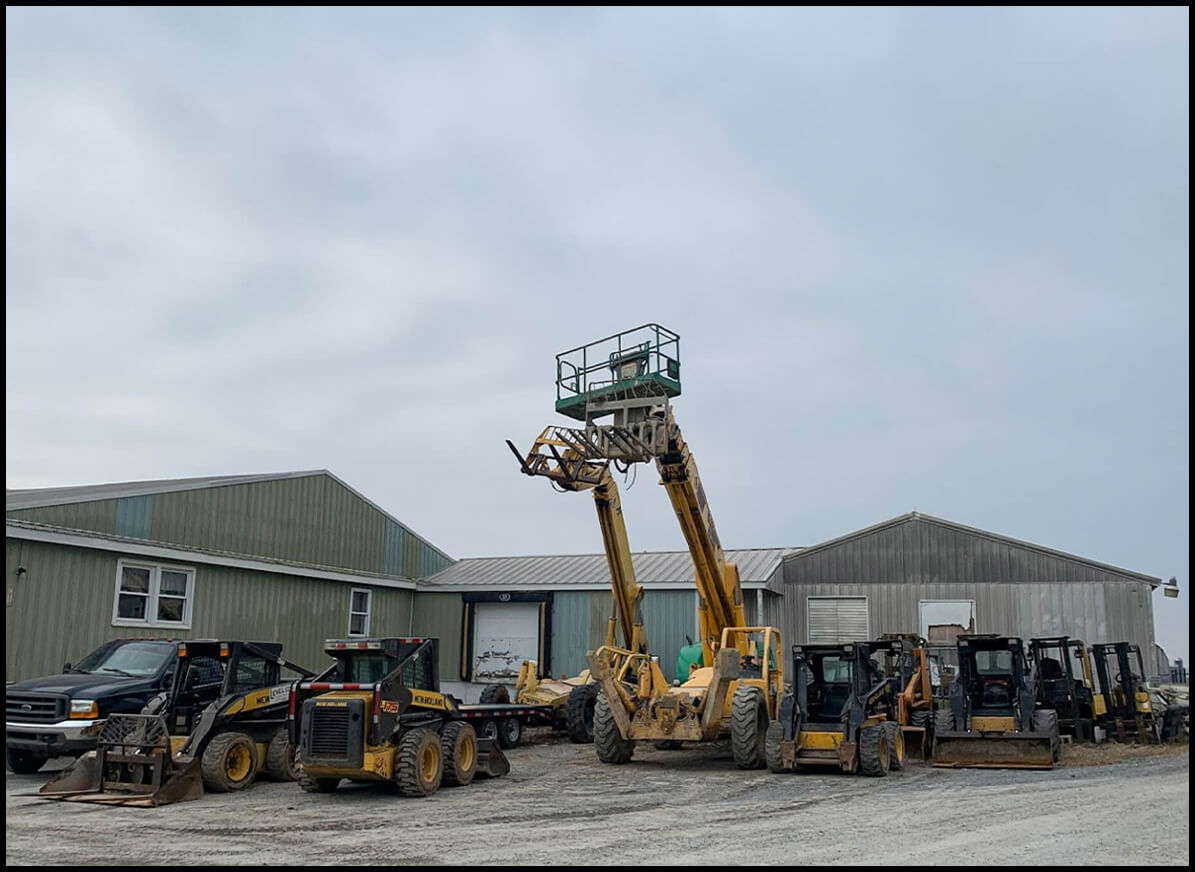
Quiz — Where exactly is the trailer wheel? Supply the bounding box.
[201,731,258,792]
[497,716,523,749]
[5,748,47,774]
[299,773,340,793]
[265,728,301,781]
[396,728,443,797]
[765,721,788,773]
[478,720,500,743]
[858,725,889,777]
[440,721,478,787]
[593,692,634,764]
[730,685,768,770]
[883,721,905,771]
[566,683,598,744]
[1032,708,1062,762]
[479,684,511,705]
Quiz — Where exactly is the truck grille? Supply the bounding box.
[6,692,66,723]
[307,706,351,758]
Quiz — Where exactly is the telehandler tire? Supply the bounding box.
[730,685,769,770]
[201,731,258,792]
[883,721,905,771]
[593,692,634,764]
[566,683,598,744]
[265,728,302,781]
[395,728,443,797]
[858,725,890,777]
[441,721,478,787]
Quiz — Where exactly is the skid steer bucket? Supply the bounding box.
[901,725,929,760]
[932,730,1056,769]
[475,738,511,778]
[38,714,204,806]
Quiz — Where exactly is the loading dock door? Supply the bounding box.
[807,596,869,644]
[472,601,541,681]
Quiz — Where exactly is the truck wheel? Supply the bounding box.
[1032,709,1061,761]
[201,731,258,792]
[265,728,301,781]
[765,721,788,773]
[858,725,889,777]
[593,692,634,764]
[299,773,340,793]
[479,684,510,704]
[566,683,598,744]
[5,748,47,775]
[497,716,522,749]
[883,721,905,771]
[396,728,443,797]
[730,685,768,770]
[440,722,478,787]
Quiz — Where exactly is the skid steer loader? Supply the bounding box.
[766,640,906,777]
[932,635,1060,769]
[38,640,313,806]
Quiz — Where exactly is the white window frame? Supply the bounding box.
[348,587,372,636]
[111,558,195,629]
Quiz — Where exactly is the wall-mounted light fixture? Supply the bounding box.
[15,565,27,578]
[1163,576,1180,599]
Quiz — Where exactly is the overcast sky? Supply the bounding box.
[6,8,1189,661]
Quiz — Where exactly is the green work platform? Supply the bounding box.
[555,324,681,420]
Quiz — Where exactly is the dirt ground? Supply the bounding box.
[5,731,1189,866]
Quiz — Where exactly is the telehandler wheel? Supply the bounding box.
[299,773,340,793]
[883,721,905,771]
[858,725,889,777]
[201,731,258,792]
[479,684,511,705]
[765,721,788,773]
[441,721,478,787]
[593,692,634,764]
[265,728,302,781]
[396,728,443,797]
[730,685,769,770]
[497,716,523,749]
[566,683,599,744]
[1032,708,1062,762]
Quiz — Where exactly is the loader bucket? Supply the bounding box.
[900,725,929,760]
[37,714,205,806]
[475,738,511,778]
[932,730,1056,769]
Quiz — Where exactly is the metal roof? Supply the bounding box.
[421,547,800,590]
[6,471,327,511]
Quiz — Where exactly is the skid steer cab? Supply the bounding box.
[767,640,906,778]
[38,640,314,806]
[290,637,510,797]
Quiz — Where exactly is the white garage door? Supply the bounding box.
[808,597,869,644]
[473,602,541,681]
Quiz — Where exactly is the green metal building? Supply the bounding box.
[5,471,452,680]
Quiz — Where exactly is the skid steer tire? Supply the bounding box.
[883,721,905,771]
[593,693,634,764]
[933,708,955,740]
[1033,708,1062,762]
[265,729,302,781]
[441,721,478,787]
[395,728,443,797]
[859,725,889,777]
[5,748,47,774]
[479,684,511,705]
[201,731,258,792]
[730,685,769,770]
[765,721,788,773]
[299,773,340,793]
[566,683,599,744]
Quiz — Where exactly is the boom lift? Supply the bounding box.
[511,325,784,768]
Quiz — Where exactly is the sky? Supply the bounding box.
[5,8,1189,662]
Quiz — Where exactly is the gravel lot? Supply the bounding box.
[5,733,1189,866]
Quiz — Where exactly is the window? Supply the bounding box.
[348,588,372,636]
[112,560,194,628]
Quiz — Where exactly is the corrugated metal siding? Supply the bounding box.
[411,592,465,681]
[9,499,119,534]
[550,591,612,679]
[114,496,154,539]
[643,590,698,683]
[4,538,413,682]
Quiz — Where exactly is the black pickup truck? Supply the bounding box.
[5,638,181,774]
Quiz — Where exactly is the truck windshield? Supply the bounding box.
[73,642,175,676]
